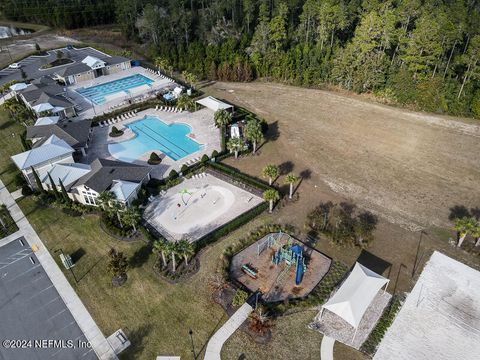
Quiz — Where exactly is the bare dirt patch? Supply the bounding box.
[206,81,480,232]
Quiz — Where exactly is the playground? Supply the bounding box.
[143,173,263,242]
[230,232,332,302]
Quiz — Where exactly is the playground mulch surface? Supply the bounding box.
[230,233,331,303]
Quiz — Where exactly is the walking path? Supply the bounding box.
[0,181,118,360]
[321,336,335,360]
[204,302,253,360]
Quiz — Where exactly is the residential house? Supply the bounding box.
[11,134,74,189]
[54,55,132,85]
[17,76,76,118]
[70,158,151,206]
[26,120,92,156]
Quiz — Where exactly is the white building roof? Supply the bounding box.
[11,135,74,170]
[9,83,28,91]
[110,180,140,202]
[374,251,480,360]
[196,96,233,112]
[82,56,106,69]
[34,116,60,126]
[40,163,91,189]
[322,263,389,328]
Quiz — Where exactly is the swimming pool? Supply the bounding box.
[108,116,202,162]
[76,74,154,105]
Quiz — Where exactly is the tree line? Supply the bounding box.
[1,0,116,29]
[3,0,480,118]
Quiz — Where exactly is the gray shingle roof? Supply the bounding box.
[55,63,91,77]
[27,120,92,149]
[75,158,151,193]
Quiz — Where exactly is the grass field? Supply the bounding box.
[1,77,479,359]
[0,109,26,192]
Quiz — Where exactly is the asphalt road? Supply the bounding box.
[0,237,98,360]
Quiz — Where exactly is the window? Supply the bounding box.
[82,190,97,205]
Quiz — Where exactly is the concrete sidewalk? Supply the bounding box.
[321,336,335,360]
[0,181,118,360]
[204,302,253,360]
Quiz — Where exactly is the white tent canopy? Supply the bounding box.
[196,96,233,112]
[320,262,389,329]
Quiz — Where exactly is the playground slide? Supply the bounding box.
[295,258,304,286]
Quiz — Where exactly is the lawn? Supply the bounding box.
[0,109,26,192]
[17,195,274,359]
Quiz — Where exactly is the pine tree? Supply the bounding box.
[47,172,60,200]
[58,178,70,203]
[30,167,45,193]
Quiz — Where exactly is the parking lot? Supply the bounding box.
[0,237,97,360]
[0,46,110,86]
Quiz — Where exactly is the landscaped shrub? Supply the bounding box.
[232,289,249,306]
[148,152,162,165]
[181,164,189,173]
[201,154,209,163]
[109,126,124,137]
[211,150,219,158]
[361,295,404,356]
[206,162,270,191]
[21,185,32,196]
[0,204,19,237]
[168,169,178,180]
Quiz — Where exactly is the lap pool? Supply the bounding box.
[108,116,202,162]
[76,74,154,105]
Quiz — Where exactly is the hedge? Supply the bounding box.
[361,294,404,356]
[206,162,270,191]
[194,201,269,251]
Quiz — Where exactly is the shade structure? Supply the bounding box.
[321,262,389,328]
[32,102,54,113]
[196,96,233,112]
[9,83,28,91]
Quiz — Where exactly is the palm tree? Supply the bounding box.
[284,173,298,199]
[153,240,169,267]
[454,217,476,247]
[214,109,232,135]
[262,164,279,186]
[107,248,128,286]
[177,239,195,266]
[176,94,194,111]
[122,206,141,232]
[167,242,178,272]
[244,118,264,153]
[227,137,242,158]
[263,189,280,213]
[109,200,124,228]
[97,191,115,210]
[471,221,480,247]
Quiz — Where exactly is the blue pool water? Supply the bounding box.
[108,116,202,162]
[76,74,154,105]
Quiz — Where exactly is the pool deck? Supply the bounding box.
[70,66,175,120]
[84,107,221,179]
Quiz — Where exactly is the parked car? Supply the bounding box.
[9,63,21,69]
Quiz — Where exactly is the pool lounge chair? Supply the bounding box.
[155,105,158,111]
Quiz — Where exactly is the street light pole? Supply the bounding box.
[188,328,197,360]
